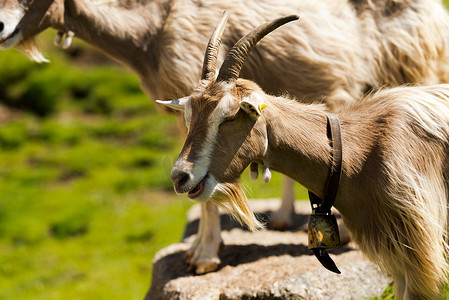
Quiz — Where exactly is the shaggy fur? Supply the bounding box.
[211,182,263,231]
[3,0,449,104]
[172,78,449,299]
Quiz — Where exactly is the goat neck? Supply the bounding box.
[61,0,170,75]
[261,95,332,198]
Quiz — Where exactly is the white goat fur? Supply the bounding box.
[3,0,449,107]
[2,0,449,274]
[171,78,449,298]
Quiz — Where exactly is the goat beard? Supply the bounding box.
[211,182,264,232]
[18,38,49,63]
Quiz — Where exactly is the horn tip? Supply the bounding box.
[221,11,229,23]
[220,11,229,24]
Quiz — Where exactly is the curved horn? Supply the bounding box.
[201,11,228,80]
[216,15,299,83]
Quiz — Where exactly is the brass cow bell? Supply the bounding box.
[308,212,341,249]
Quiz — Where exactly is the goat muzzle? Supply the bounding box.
[172,171,191,193]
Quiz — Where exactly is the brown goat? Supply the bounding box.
[2,0,449,275]
[164,15,449,299]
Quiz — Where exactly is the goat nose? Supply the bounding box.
[0,22,4,33]
[172,172,191,192]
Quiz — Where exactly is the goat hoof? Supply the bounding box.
[269,213,293,230]
[184,238,223,274]
[269,219,293,230]
[194,259,220,274]
[185,250,220,274]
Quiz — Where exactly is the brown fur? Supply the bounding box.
[173,77,449,299]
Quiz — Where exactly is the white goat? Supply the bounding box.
[2,0,449,275]
[164,15,449,300]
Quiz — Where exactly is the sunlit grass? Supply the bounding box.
[0,34,192,299]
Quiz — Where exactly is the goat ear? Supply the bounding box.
[240,92,267,118]
[156,97,189,112]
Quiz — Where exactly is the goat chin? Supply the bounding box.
[211,182,264,232]
[19,38,49,63]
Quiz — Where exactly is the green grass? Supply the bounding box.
[0,35,191,299]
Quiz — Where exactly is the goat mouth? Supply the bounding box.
[0,28,20,44]
[188,176,206,199]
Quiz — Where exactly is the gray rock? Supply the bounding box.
[146,200,391,300]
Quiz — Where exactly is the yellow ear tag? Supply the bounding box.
[258,103,267,121]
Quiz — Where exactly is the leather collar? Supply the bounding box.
[309,113,342,214]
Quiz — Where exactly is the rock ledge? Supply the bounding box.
[146,200,390,300]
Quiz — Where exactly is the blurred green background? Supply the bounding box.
[0,32,309,299]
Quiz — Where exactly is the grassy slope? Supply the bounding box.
[0,45,187,299]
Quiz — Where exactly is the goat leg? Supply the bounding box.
[185,201,223,274]
[270,175,295,229]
